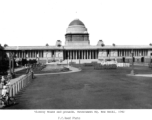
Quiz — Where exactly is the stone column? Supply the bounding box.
[32,50,35,58]
[87,50,88,59]
[21,51,23,58]
[88,50,89,59]
[76,50,77,59]
[92,51,94,59]
[121,50,122,57]
[19,51,21,58]
[93,50,94,59]
[30,51,32,58]
[142,50,143,56]
[72,51,74,59]
[86,50,87,59]
[33,51,34,58]
[32,51,33,58]
[73,50,75,59]
[135,50,137,56]
[35,51,36,58]
[22,51,24,58]
[70,50,72,59]
[95,50,97,59]
[83,51,85,59]
[24,51,26,58]
[67,51,69,59]
[89,50,91,59]
[37,51,40,58]
[27,51,28,58]
[28,51,30,58]
[124,50,125,57]
[118,50,119,57]
[34,51,36,58]
[93,50,95,59]
[40,51,41,58]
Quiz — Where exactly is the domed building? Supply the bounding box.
[1,18,152,64]
[65,19,90,46]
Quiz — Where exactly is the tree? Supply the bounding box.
[101,43,105,47]
[149,43,152,46]
[113,43,116,46]
[46,43,49,46]
[4,44,8,47]
[0,51,9,75]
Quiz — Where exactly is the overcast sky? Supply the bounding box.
[0,0,152,46]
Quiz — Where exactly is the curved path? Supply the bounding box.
[35,66,81,76]
[128,74,152,77]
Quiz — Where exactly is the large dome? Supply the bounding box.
[69,19,85,26]
[66,19,88,34]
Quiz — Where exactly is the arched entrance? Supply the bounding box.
[133,57,135,62]
[141,57,144,63]
[122,57,125,63]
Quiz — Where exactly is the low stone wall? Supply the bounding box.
[0,72,33,97]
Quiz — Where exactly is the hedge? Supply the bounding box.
[94,64,117,70]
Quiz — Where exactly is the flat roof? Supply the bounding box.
[4,46,64,50]
[3,45,152,50]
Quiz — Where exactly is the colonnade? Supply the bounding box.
[118,49,148,57]
[7,50,44,58]
[5,49,150,60]
[64,50,98,59]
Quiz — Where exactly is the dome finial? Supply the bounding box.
[75,11,79,20]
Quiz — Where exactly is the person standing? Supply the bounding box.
[1,76,7,88]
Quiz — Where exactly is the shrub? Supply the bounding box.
[94,64,117,70]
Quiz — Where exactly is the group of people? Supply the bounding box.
[0,74,12,106]
[0,65,35,107]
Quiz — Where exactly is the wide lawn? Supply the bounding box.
[5,65,152,109]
